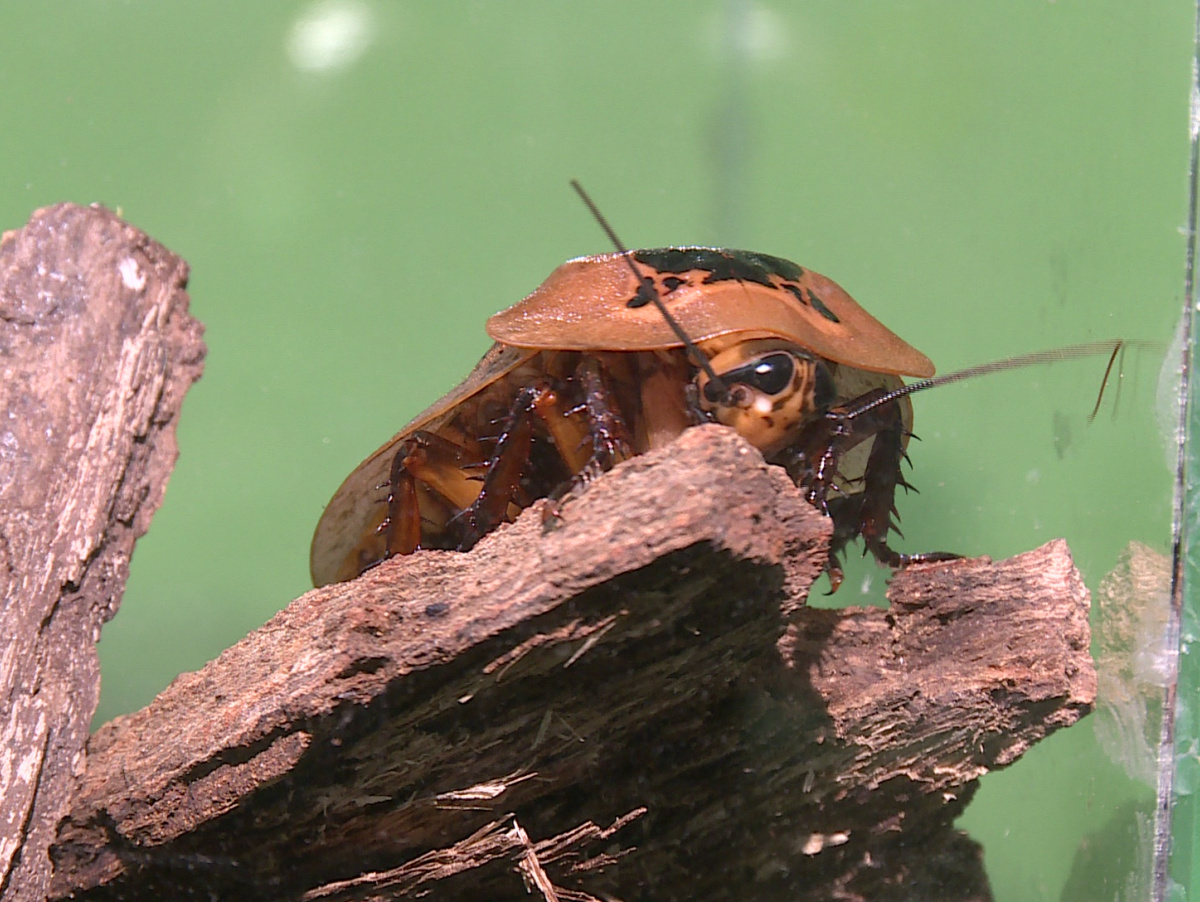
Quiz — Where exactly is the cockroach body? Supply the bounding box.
[311,246,941,588]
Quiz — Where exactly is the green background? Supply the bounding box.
[0,3,1191,900]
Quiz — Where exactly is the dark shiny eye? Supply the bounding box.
[705,352,795,402]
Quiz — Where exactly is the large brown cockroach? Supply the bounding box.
[311,186,1120,589]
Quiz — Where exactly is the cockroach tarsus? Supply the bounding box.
[310,188,1124,591]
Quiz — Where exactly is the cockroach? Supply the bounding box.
[310,185,1122,589]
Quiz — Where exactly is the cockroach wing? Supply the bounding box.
[487,248,935,378]
[310,342,536,586]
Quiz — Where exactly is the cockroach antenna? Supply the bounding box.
[839,339,1127,422]
[569,180,731,401]
[1087,340,1125,423]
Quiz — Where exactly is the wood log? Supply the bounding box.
[0,204,205,901]
[46,425,1095,902]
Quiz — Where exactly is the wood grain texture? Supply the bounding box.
[47,426,1094,902]
[0,204,205,901]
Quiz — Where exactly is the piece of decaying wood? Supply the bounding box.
[48,425,1095,902]
[0,204,205,902]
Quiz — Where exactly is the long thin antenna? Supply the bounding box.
[569,180,729,400]
[1087,340,1124,423]
[840,340,1127,421]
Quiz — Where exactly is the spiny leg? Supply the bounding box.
[452,380,563,549]
[452,358,638,546]
[541,356,635,494]
[575,356,633,478]
[780,390,957,589]
[775,410,866,592]
[384,431,479,556]
[385,451,421,556]
[852,412,914,565]
[390,362,639,556]
[850,409,959,571]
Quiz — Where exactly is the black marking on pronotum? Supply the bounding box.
[633,247,806,285]
[569,180,731,402]
[635,247,842,325]
[781,283,809,306]
[805,288,840,324]
[839,340,1127,422]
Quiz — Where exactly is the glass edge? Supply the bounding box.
[1164,2,1200,899]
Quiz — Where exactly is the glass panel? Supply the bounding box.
[1170,13,1200,890]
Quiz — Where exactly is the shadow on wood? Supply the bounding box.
[48,425,1095,902]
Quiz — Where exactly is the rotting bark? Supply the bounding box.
[45,424,1094,902]
[0,204,205,902]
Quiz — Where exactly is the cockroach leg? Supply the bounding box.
[776,413,856,515]
[386,451,424,556]
[384,451,422,556]
[452,381,562,549]
[439,364,638,551]
[576,356,633,477]
[537,404,591,476]
[384,432,479,555]
[683,381,708,425]
[858,428,958,570]
[854,410,907,563]
[781,390,959,585]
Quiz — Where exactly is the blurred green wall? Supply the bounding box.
[0,3,1191,900]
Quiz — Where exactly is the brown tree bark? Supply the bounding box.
[45,425,1094,902]
[0,205,205,901]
